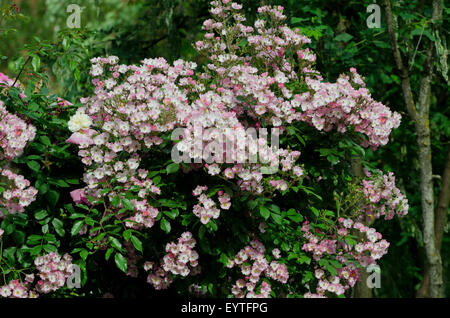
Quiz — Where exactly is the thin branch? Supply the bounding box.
[381,0,417,122]
[11,55,31,88]
[409,24,425,70]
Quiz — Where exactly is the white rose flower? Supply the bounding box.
[68,112,93,132]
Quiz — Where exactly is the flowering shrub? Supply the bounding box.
[0,0,409,299]
[0,252,75,298]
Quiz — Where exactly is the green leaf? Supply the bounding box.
[271,213,283,224]
[31,54,41,72]
[34,210,48,220]
[52,218,65,237]
[166,162,179,174]
[71,220,84,236]
[297,254,311,265]
[131,236,143,253]
[105,248,114,261]
[268,204,280,214]
[111,195,121,207]
[42,224,49,234]
[62,37,70,50]
[14,56,24,72]
[160,218,171,233]
[123,229,132,241]
[43,244,57,253]
[334,33,353,42]
[108,236,123,251]
[259,206,270,220]
[80,249,89,261]
[121,198,134,211]
[46,190,60,206]
[27,235,42,245]
[163,209,178,220]
[39,135,51,146]
[27,161,40,172]
[311,207,320,217]
[3,247,16,264]
[114,253,128,273]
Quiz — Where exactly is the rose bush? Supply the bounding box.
[0,0,408,298]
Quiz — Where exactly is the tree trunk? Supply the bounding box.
[382,0,444,298]
[416,116,443,298]
[417,146,450,297]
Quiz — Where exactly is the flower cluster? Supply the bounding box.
[301,218,389,297]
[0,252,74,298]
[66,56,197,233]
[297,68,402,149]
[144,232,200,290]
[192,185,231,224]
[359,169,409,220]
[227,239,289,298]
[34,253,75,294]
[143,261,172,290]
[0,101,36,160]
[0,166,37,217]
[196,1,401,149]
[0,278,38,298]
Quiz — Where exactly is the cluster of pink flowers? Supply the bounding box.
[0,101,36,160]
[34,253,75,294]
[196,1,400,150]
[297,68,401,149]
[144,232,200,289]
[227,239,289,298]
[359,169,409,220]
[192,185,231,224]
[0,253,74,298]
[0,278,38,298]
[301,218,389,297]
[143,261,172,290]
[0,166,37,217]
[66,55,197,230]
[0,100,37,217]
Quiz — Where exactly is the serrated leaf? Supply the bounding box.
[52,218,65,237]
[259,206,270,220]
[27,161,40,172]
[166,162,179,174]
[31,54,41,72]
[71,220,84,236]
[160,218,171,233]
[334,33,353,42]
[105,248,114,261]
[108,236,123,251]
[34,210,48,220]
[114,253,127,273]
[130,236,143,253]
